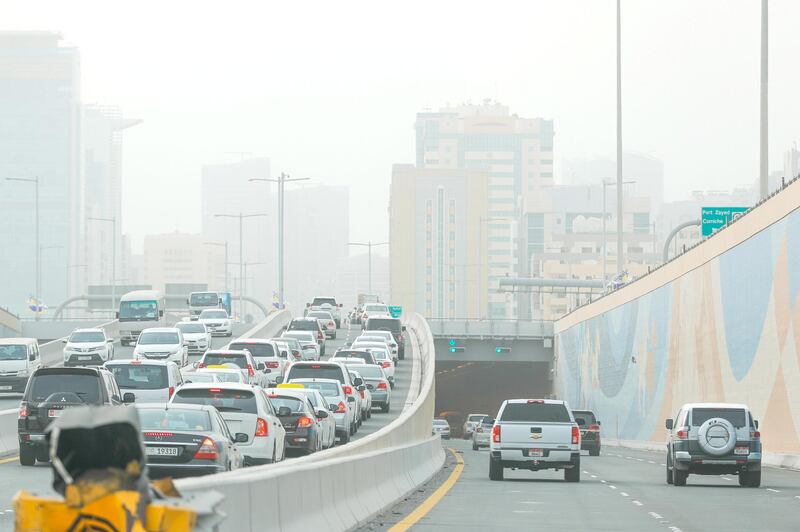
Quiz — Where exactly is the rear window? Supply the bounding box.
[365,318,401,334]
[283,332,315,342]
[289,320,319,331]
[28,373,102,403]
[333,351,374,364]
[691,408,747,428]
[572,411,597,426]
[172,388,257,414]
[307,312,332,320]
[108,365,168,390]
[184,373,216,383]
[287,365,345,384]
[202,354,247,369]
[311,298,337,306]
[269,396,307,414]
[468,415,485,422]
[229,343,275,358]
[138,407,212,432]
[292,381,341,397]
[500,402,571,423]
[353,366,383,378]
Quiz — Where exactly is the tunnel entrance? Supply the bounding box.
[434,360,551,437]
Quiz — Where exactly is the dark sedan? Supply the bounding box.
[266,390,324,455]
[136,403,247,478]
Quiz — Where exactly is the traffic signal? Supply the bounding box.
[450,347,465,353]
[448,339,464,353]
[495,347,511,353]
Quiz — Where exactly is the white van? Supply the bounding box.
[118,290,167,346]
[0,338,42,393]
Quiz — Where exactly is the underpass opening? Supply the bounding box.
[435,360,551,437]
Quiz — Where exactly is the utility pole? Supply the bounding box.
[7,177,40,319]
[251,173,310,306]
[348,241,389,295]
[214,212,267,320]
[760,0,769,199]
[616,0,624,274]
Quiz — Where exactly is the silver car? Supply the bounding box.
[471,417,494,450]
[432,419,451,439]
[462,413,488,439]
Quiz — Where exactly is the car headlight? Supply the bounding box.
[17,368,29,377]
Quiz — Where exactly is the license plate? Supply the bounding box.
[48,409,63,418]
[529,448,543,457]
[146,446,179,456]
[78,356,92,361]
[734,447,749,455]
[0,386,11,391]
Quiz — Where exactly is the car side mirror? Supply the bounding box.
[186,298,190,305]
[353,377,363,387]
[665,418,674,430]
[29,353,36,361]
[115,311,120,319]
[275,376,284,384]
[329,404,338,412]
[402,326,406,332]
[597,420,601,426]
[316,410,329,419]
[357,385,365,392]
[62,338,68,344]
[347,396,356,403]
[122,392,136,404]
[754,420,759,429]
[107,338,114,343]
[281,351,288,358]
[256,362,266,371]
[234,432,249,443]
[159,310,164,318]
[277,406,292,417]
[485,418,495,425]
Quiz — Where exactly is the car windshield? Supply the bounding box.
[433,420,448,426]
[28,373,101,403]
[0,345,27,360]
[69,331,105,343]
[468,415,485,422]
[119,300,158,321]
[500,402,571,423]
[229,342,275,358]
[370,349,389,360]
[269,396,306,414]
[292,381,341,397]
[573,411,597,426]
[311,298,336,306]
[172,388,257,414]
[190,293,218,306]
[108,364,168,390]
[287,365,344,383]
[139,408,212,432]
[177,323,206,334]
[691,408,747,428]
[138,332,179,345]
[202,354,247,369]
[200,310,227,319]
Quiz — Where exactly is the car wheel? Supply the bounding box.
[340,430,350,444]
[589,448,600,457]
[742,470,761,487]
[489,456,504,481]
[564,465,580,482]
[472,441,478,451]
[381,402,389,413]
[666,453,674,485]
[19,446,36,466]
[673,469,688,486]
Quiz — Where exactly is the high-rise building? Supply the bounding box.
[389,164,489,319]
[414,100,554,317]
[0,32,81,314]
[142,233,225,295]
[284,185,349,308]
[82,105,141,300]
[201,158,274,305]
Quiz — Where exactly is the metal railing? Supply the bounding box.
[426,318,554,339]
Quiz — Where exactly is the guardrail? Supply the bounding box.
[176,312,442,531]
[427,318,554,339]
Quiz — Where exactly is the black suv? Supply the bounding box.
[572,409,601,456]
[17,366,131,466]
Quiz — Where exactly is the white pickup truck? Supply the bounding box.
[489,399,581,482]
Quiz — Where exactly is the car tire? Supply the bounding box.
[489,456,504,481]
[742,470,761,487]
[565,465,580,482]
[472,441,478,451]
[339,430,350,444]
[673,469,688,486]
[332,332,337,340]
[19,446,35,466]
[589,448,600,457]
[381,403,389,413]
[666,453,674,485]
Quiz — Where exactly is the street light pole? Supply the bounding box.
[88,216,116,317]
[759,0,769,199]
[215,212,267,320]
[602,179,635,281]
[7,177,40,319]
[250,174,310,307]
[347,241,388,295]
[616,0,624,274]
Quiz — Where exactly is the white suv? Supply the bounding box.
[133,327,188,367]
[63,328,115,367]
[198,309,233,337]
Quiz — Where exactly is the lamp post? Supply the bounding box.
[7,177,40,319]
[760,0,768,199]
[616,0,624,274]
[250,173,310,306]
[214,213,268,320]
[347,241,388,295]
[601,180,635,282]
[88,216,116,316]
[204,241,229,293]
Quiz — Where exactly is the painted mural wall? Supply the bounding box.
[556,192,800,455]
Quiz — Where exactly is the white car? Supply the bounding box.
[133,328,188,367]
[227,339,285,384]
[175,321,212,356]
[276,386,337,449]
[350,340,393,364]
[281,331,321,361]
[306,310,337,340]
[105,360,183,402]
[357,331,398,362]
[360,303,390,323]
[197,350,270,388]
[348,369,372,422]
[197,367,247,384]
[171,382,287,466]
[288,378,355,444]
[366,347,395,388]
[62,328,115,367]
[198,309,233,337]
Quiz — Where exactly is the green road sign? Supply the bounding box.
[701,206,749,237]
[388,305,402,318]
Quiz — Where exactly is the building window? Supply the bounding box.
[633,212,650,234]
[541,172,553,178]
[540,159,553,165]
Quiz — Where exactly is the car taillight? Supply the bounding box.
[381,361,391,368]
[255,417,269,437]
[676,428,689,439]
[19,404,28,418]
[292,350,300,357]
[144,431,174,437]
[297,416,313,428]
[194,437,219,460]
[751,430,760,439]
[492,424,501,443]
[571,425,581,445]
[335,402,346,413]
[267,361,280,368]
[168,386,175,398]
[377,382,388,390]
[476,427,483,433]
[197,362,204,368]
[588,424,600,431]
[343,385,353,395]
[247,364,255,377]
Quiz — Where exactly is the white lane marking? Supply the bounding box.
[519,501,543,505]
[647,460,655,464]
[795,495,800,500]
[512,510,541,514]
[600,480,607,483]
[609,485,617,490]
[590,474,597,478]
[632,500,643,506]
[648,512,664,520]
[766,488,780,493]
[583,470,589,474]
[660,463,666,466]
[626,456,633,459]
[636,458,645,462]
[721,477,732,481]
[668,527,683,532]
[506,490,522,493]
[620,492,629,497]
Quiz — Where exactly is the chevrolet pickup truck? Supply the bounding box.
[489,399,581,482]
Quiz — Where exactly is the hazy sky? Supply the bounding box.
[7,0,800,252]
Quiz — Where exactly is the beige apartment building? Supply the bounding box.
[142,233,226,294]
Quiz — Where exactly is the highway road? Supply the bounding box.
[0,320,413,524]
[367,440,800,531]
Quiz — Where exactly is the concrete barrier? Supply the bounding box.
[176,312,443,531]
[0,408,17,456]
